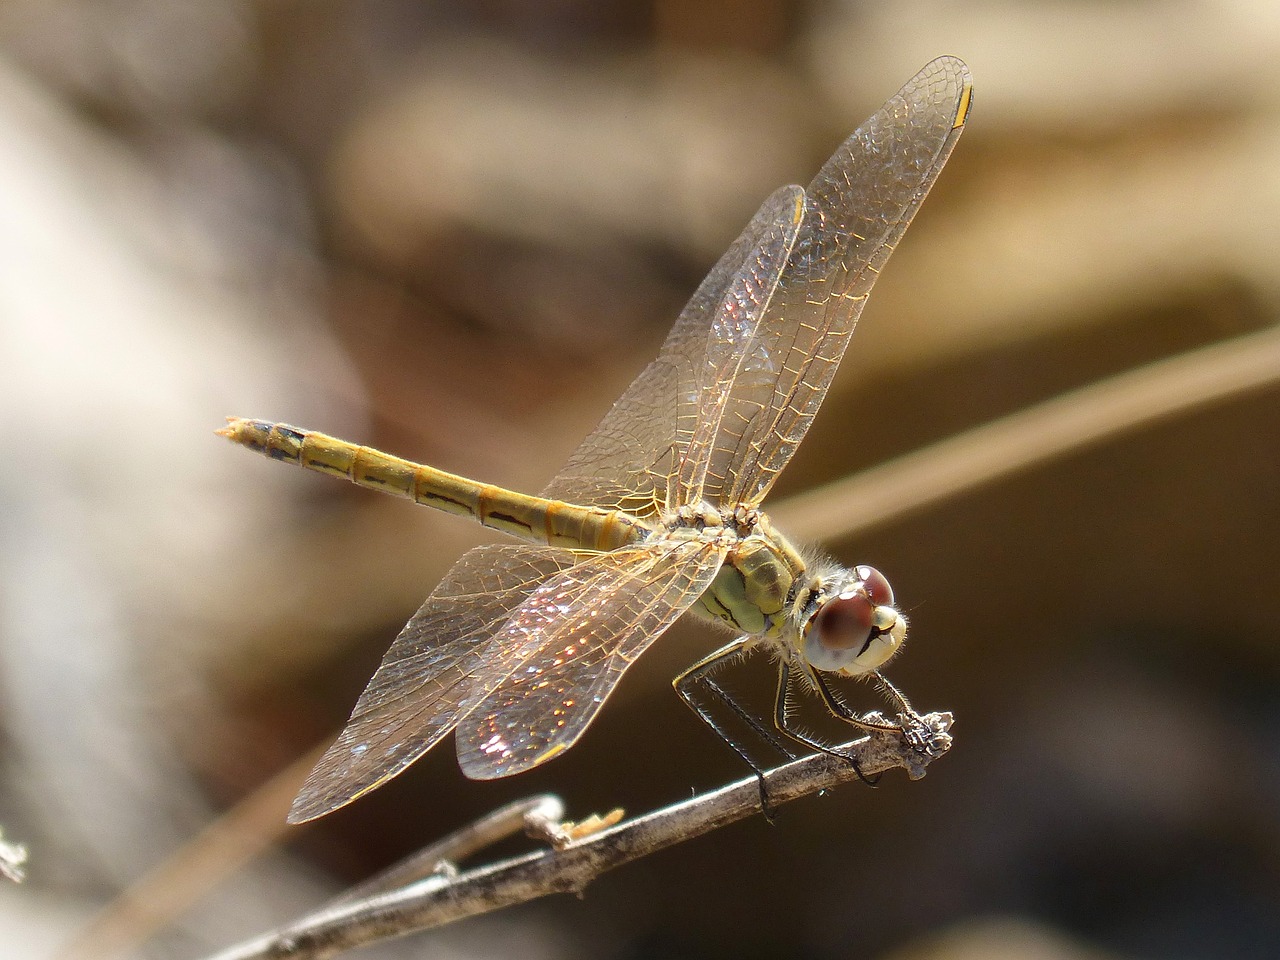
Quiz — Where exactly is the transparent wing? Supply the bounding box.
[288,543,577,822]
[456,536,727,779]
[707,56,972,508]
[543,58,970,518]
[541,184,805,518]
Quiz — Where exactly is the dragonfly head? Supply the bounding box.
[800,565,907,676]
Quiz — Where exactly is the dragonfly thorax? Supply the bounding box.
[683,509,806,639]
[667,501,736,533]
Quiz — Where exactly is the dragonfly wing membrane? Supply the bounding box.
[541,184,804,518]
[288,544,577,822]
[700,56,972,508]
[456,537,727,778]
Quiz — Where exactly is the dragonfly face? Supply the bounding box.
[221,56,971,821]
[796,564,907,676]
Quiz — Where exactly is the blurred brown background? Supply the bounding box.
[0,1,1277,958]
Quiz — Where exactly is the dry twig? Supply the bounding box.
[202,713,952,960]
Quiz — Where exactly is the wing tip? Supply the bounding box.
[921,55,974,130]
[286,774,391,823]
[285,736,423,823]
[286,771,362,824]
[916,55,972,131]
[457,740,567,780]
[287,789,343,824]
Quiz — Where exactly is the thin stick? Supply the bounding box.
[324,795,567,907]
[202,714,952,960]
[772,323,1280,542]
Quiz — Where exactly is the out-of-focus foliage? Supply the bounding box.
[0,2,1277,958]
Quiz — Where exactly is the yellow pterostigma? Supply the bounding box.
[221,57,972,823]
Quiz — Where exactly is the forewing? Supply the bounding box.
[703,56,972,508]
[541,185,804,519]
[456,536,727,779]
[288,543,576,822]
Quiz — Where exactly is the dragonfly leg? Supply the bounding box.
[775,662,881,787]
[868,671,953,759]
[810,669,945,779]
[809,669,910,734]
[674,638,799,820]
[871,671,917,718]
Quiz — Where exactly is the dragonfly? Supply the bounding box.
[220,57,972,823]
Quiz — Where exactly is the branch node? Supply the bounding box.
[899,711,954,780]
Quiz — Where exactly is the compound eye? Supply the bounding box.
[803,592,877,672]
[814,592,875,653]
[855,565,894,607]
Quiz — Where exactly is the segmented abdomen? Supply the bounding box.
[218,418,648,552]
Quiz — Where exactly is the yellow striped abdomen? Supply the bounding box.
[217,418,649,552]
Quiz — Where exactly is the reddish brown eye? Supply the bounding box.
[815,593,875,651]
[855,565,894,607]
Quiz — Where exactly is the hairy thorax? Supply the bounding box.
[666,504,808,640]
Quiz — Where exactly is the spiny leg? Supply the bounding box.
[674,638,799,819]
[775,662,882,787]
[810,671,899,732]
[870,671,917,719]
[810,668,939,781]
[868,671,951,758]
